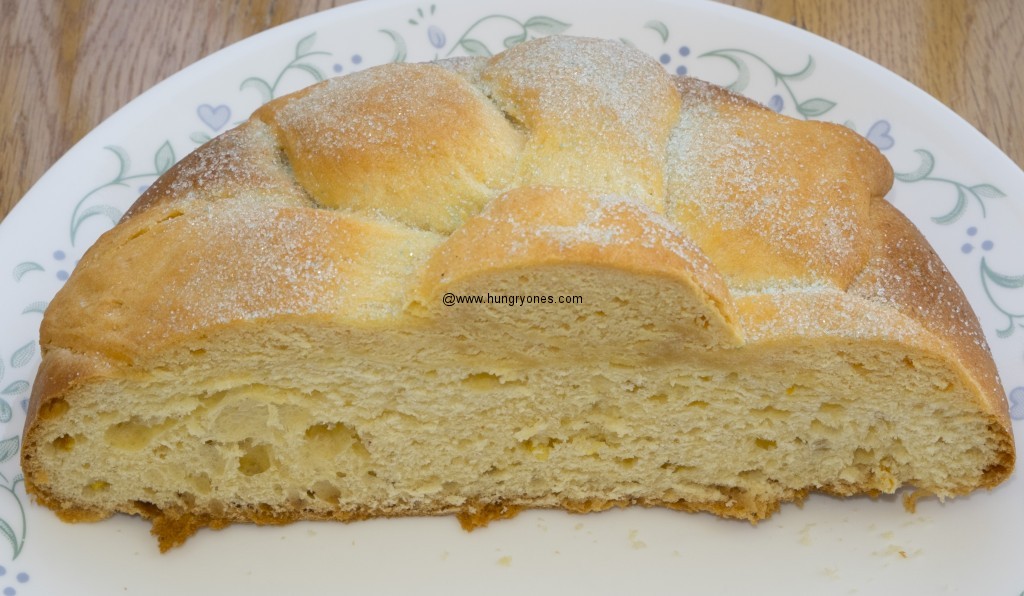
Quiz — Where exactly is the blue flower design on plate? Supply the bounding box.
[1009,386,1024,420]
[865,119,894,150]
[658,44,690,76]
[196,104,231,132]
[12,249,77,285]
[961,226,994,254]
[332,54,364,74]
[0,565,30,596]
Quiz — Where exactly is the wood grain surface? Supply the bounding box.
[1,0,1022,223]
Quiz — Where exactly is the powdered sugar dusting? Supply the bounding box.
[850,220,996,362]
[459,188,718,290]
[539,193,707,264]
[482,36,668,148]
[126,121,311,221]
[481,36,677,203]
[740,289,918,345]
[161,199,344,334]
[666,78,871,288]
[117,37,947,360]
[271,66,420,154]
[259,61,521,234]
[530,193,632,250]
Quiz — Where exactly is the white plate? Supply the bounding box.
[1,0,1022,593]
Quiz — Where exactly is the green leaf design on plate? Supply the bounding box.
[786,56,815,81]
[106,145,132,180]
[0,473,26,559]
[71,204,122,243]
[239,33,332,103]
[12,262,43,281]
[0,436,19,464]
[894,149,1005,221]
[22,301,48,315]
[524,16,571,35]
[697,50,829,119]
[70,144,162,245]
[971,183,1006,199]
[0,401,10,424]
[0,517,20,560]
[290,62,325,82]
[154,141,176,175]
[379,29,408,62]
[190,131,212,144]
[931,185,968,224]
[446,14,573,58]
[983,259,1024,289]
[459,38,492,57]
[504,31,528,49]
[894,149,935,182]
[10,342,35,369]
[700,49,751,92]
[240,77,274,104]
[0,381,28,397]
[644,20,670,42]
[980,257,1024,338]
[797,97,836,118]
[295,32,317,57]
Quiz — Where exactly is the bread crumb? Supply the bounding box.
[873,544,918,559]
[799,522,816,545]
[628,529,647,549]
[900,515,932,528]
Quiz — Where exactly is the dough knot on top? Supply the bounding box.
[247,35,893,297]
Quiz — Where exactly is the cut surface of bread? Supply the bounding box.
[22,36,1015,551]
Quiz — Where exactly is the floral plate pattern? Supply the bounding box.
[0,0,1022,593]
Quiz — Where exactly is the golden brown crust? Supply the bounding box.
[21,35,1014,549]
[21,349,114,521]
[412,185,744,348]
[253,62,521,234]
[122,120,313,220]
[668,75,893,289]
[480,37,681,208]
[39,200,442,363]
[849,200,1011,434]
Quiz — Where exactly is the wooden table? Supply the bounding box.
[2,0,1021,223]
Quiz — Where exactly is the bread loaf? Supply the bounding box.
[21,36,1015,551]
